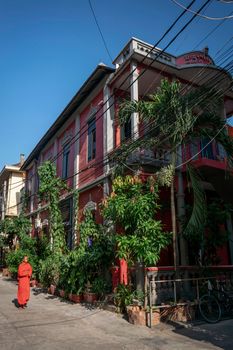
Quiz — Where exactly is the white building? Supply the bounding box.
[0,155,25,220]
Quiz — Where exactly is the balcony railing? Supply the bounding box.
[182,138,226,165]
[126,149,171,168]
[145,265,233,307]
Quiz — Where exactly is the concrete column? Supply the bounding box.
[30,162,36,213]
[130,61,139,140]
[72,114,80,248]
[73,114,80,190]
[2,180,7,220]
[227,215,233,264]
[103,78,114,197]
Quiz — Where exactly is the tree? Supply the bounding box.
[118,79,233,267]
[0,214,31,250]
[102,175,171,266]
[3,214,38,277]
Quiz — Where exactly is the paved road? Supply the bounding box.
[0,276,232,350]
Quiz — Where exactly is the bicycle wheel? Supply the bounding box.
[199,294,221,323]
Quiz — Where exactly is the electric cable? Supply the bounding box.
[88,0,113,63]
[171,0,233,20]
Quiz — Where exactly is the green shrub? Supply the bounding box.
[92,276,111,297]
[39,254,62,287]
[6,249,38,278]
[114,284,145,313]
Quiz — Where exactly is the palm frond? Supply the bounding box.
[183,165,207,238]
[118,100,156,126]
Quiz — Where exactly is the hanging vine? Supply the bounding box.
[72,189,79,246]
[38,161,68,254]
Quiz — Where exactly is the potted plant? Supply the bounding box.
[59,289,66,298]
[83,281,98,304]
[39,255,61,295]
[30,278,37,287]
[67,267,85,303]
[68,289,84,303]
[114,284,135,314]
[91,276,109,301]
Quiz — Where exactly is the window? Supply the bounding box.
[62,144,70,179]
[121,118,131,141]
[190,138,199,160]
[201,138,214,160]
[88,118,96,161]
[216,143,226,160]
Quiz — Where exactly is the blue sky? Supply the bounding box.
[0,0,232,169]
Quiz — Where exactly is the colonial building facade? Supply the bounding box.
[21,38,233,265]
[0,154,25,221]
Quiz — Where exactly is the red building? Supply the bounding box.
[21,38,233,265]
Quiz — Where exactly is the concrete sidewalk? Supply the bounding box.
[0,276,231,349]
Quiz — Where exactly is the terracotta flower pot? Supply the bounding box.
[68,293,83,303]
[2,268,11,277]
[84,292,97,304]
[30,280,37,287]
[48,284,56,295]
[59,289,65,298]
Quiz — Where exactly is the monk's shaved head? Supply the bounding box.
[23,256,28,263]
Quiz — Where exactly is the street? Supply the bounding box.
[0,277,232,350]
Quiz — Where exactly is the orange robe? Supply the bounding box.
[119,258,128,285]
[17,262,32,306]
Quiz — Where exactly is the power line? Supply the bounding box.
[21,35,231,202]
[14,30,233,196]
[218,1,233,4]
[171,0,233,20]
[88,0,113,63]
[7,65,232,215]
[22,0,198,186]
[17,0,232,195]
[176,123,227,169]
[50,0,210,166]
[193,11,233,49]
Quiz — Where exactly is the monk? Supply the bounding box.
[17,256,32,309]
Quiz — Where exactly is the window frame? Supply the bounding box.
[87,117,96,162]
[121,117,132,142]
[62,143,70,179]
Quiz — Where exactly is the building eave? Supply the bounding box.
[0,165,24,183]
[21,64,115,170]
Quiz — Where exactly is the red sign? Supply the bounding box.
[176,52,213,66]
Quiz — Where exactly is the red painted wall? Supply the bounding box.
[42,143,54,162]
[57,121,75,188]
[79,91,104,187]
[228,125,233,138]
[79,185,103,224]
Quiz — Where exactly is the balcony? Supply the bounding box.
[182,138,227,172]
[126,149,170,170]
[182,138,233,203]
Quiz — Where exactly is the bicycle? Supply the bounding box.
[199,279,233,323]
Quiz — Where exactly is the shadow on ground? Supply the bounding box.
[12,298,20,308]
[2,277,16,283]
[172,320,233,350]
[33,287,100,310]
